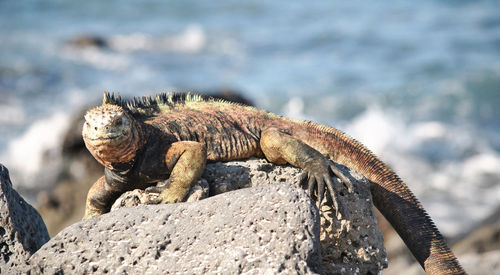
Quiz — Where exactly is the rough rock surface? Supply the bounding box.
[0,164,50,274]
[29,183,323,274]
[112,158,387,274]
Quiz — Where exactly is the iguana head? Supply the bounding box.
[83,101,142,168]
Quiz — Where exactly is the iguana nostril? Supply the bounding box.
[94,127,98,131]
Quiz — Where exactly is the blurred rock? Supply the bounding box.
[449,206,500,274]
[67,35,108,48]
[459,250,500,275]
[0,164,49,274]
[452,206,500,254]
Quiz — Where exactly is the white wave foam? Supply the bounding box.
[282,97,306,120]
[61,46,131,71]
[1,112,71,190]
[109,33,152,51]
[409,121,447,140]
[166,24,206,53]
[461,153,500,180]
[109,24,206,53]
[345,107,405,153]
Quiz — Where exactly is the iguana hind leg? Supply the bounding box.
[147,141,207,204]
[260,128,353,215]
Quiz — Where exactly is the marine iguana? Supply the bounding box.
[82,92,466,275]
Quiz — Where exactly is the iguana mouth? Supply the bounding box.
[87,134,122,141]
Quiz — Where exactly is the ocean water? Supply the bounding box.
[1,0,500,237]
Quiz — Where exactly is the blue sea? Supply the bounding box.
[1,0,500,238]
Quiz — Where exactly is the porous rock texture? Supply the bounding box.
[0,164,50,274]
[29,183,323,274]
[17,158,386,274]
[112,158,388,274]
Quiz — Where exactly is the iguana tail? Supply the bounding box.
[293,121,466,275]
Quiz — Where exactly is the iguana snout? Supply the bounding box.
[83,105,132,143]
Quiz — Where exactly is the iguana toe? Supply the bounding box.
[300,159,352,218]
[328,162,353,193]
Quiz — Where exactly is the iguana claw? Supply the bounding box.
[144,179,177,204]
[300,159,353,217]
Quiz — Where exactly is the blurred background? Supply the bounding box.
[1,1,499,273]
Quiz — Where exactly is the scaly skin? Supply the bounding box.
[82,92,466,275]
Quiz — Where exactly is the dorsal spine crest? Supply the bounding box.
[102,91,122,105]
[99,92,210,117]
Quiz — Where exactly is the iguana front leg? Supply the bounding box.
[260,128,353,214]
[147,141,207,204]
[84,176,124,219]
